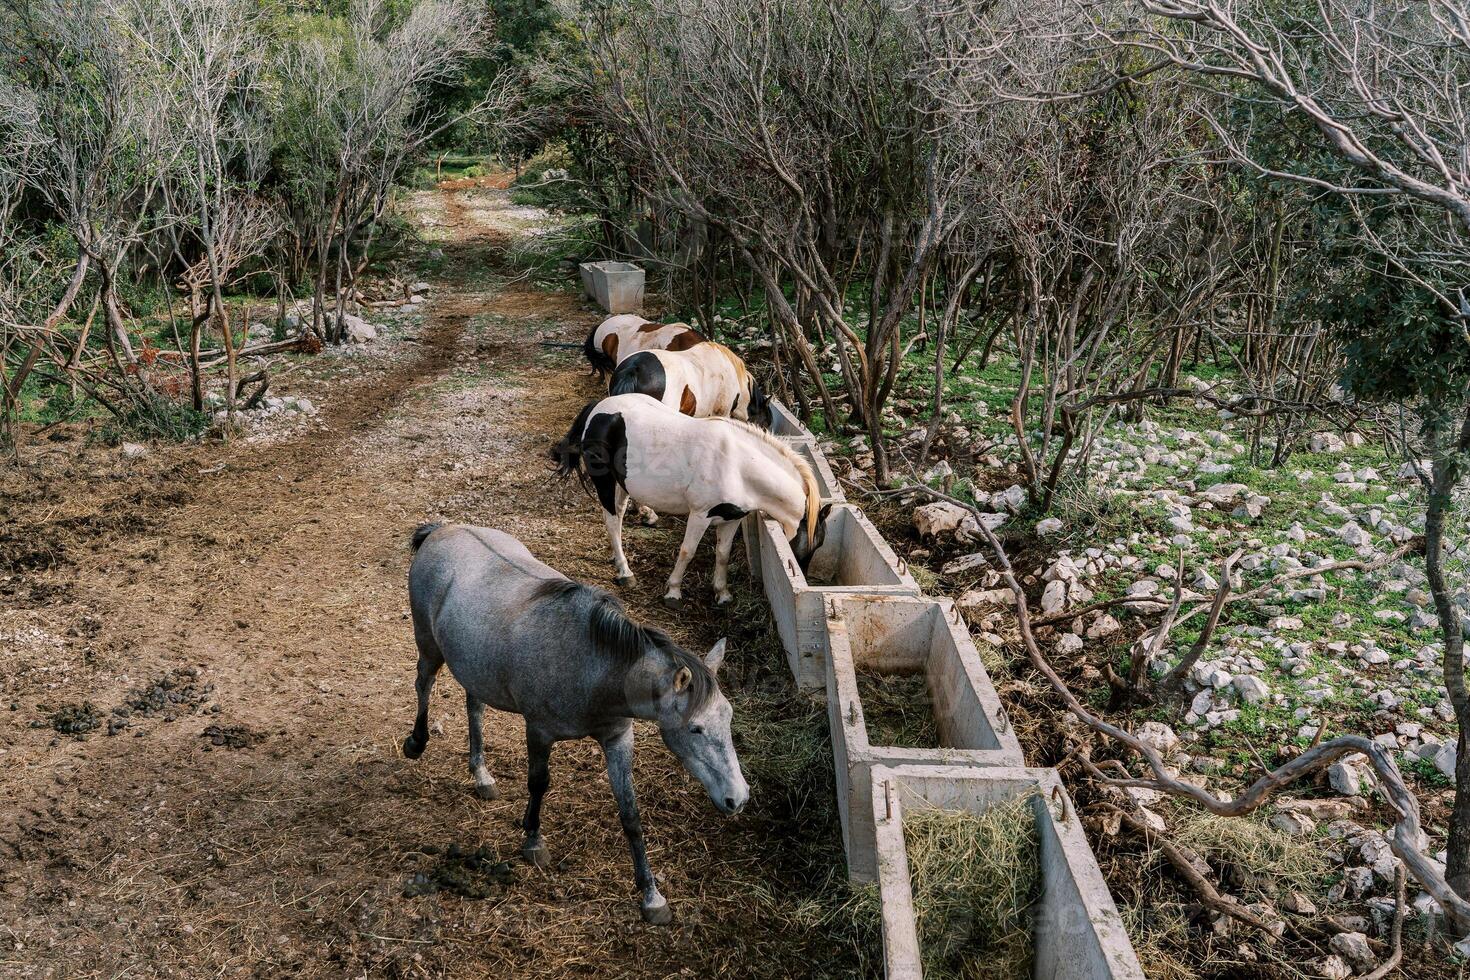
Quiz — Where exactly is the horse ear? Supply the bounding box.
[672,666,692,692]
[705,638,727,673]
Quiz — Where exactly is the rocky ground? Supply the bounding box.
[699,305,1464,976]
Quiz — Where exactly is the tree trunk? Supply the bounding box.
[1425,403,1470,897]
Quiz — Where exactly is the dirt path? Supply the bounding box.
[0,185,860,978]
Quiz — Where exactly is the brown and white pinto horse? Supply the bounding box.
[583,314,705,378]
[610,343,772,430]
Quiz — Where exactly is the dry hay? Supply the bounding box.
[855,669,939,748]
[1166,805,1330,897]
[904,793,1042,980]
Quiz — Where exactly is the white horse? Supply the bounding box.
[583,314,705,378]
[609,342,772,429]
[552,394,829,607]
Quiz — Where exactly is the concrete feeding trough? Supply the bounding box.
[826,594,1024,882]
[578,261,645,314]
[784,437,844,505]
[870,765,1145,980]
[767,398,816,440]
[753,504,920,690]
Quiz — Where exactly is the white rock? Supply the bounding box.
[1328,932,1375,971]
[1137,721,1179,754]
[1086,614,1121,639]
[340,313,377,343]
[942,554,988,576]
[121,442,149,459]
[957,588,1012,613]
[913,502,972,540]
[1040,580,1069,615]
[1338,522,1372,547]
[1329,761,1366,796]
[1309,432,1347,454]
[991,484,1027,514]
[1056,633,1084,655]
[1233,675,1270,704]
[1313,955,1351,980]
[1434,742,1457,779]
[1035,517,1064,537]
[1270,810,1316,836]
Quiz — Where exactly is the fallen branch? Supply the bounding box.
[886,481,1470,936]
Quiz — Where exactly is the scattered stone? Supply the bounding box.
[1085,614,1120,639]
[1035,517,1064,537]
[121,442,150,459]
[1233,675,1270,704]
[1269,810,1315,836]
[1282,891,1318,915]
[957,588,1012,614]
[1312,955,1352,980]
[913,502,973,540]
[1309,432,1347,454]
[1056,633,1084,655]
[1327,932,1375,972]
[1137,722,1179,754]
[1338,522,1372,548]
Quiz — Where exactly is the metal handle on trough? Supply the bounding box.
[897,557,907,574]
[1051,784,1068,822]
[848,700,857,726]
[786,558,796,577]
[996,706,1010,733]
[884,780,895,822]
[950,603,961,625]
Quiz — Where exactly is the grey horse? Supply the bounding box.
[401,523,749,924]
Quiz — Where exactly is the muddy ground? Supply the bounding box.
[0,185,864,978]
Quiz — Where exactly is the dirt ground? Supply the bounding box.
[0,184,863,978]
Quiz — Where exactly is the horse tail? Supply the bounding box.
[410,523,443,553]
[584,326,614,377]
[550,401,597,483]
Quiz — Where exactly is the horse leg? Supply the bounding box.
[607,488,636,588]
[401,642,443,760]
[465,693,499,800]
[601,726,670,924]
[711,520,741,606]
[521,728,553,868]
[663,512,712,609]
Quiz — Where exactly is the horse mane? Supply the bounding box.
[720,417,820,540]
[528,578,715,709]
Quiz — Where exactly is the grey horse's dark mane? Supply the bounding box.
[528,578,715,710]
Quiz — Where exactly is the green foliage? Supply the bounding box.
[101,391,211,444]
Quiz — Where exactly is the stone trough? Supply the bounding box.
[870,765,1146,980]
[767,398,815,440]
[825,594,1024,882]
[782,436,844,505]
[578,260,645,314]
[752,504,920,690]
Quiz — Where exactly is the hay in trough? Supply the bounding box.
[856,668,939,747]
[904,793,1042,980]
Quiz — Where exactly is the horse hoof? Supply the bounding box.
[639,511,659,527]
[401,736,426,760]
[614,575,636,588]
[474,781,500,801]
[715,593,733,607]
[641,897,672,925]
[661,595,684,611]
[522,842,550,868]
